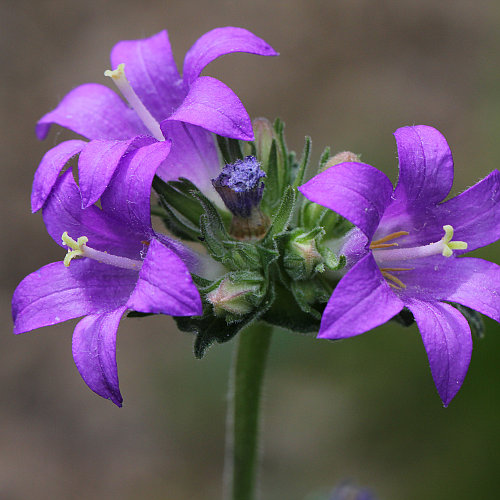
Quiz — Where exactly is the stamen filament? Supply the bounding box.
[370,242,399,249]
[373,225,468,265]
[105,64,164,141]
[380,270,406,289]
[370,231,410,247]
[62,231,143,270]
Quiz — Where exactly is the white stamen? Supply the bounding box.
[105,63,164,141]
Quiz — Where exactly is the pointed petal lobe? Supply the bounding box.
[299,162,394,240]
[183,26,278,85]
[157,121,220,192]
[78,136,155,208]
[318,253,404,339]
[127,239,202,316]
[392,125,454,210]
[110,30,185,122]
[12,261,137,334]
[101,140,172,235]
[31,140,86,213]
[397,256,500,323]
[165,76,254,141]
[407,299,472,406]
[36,83,146,141]
[72,307,127,407]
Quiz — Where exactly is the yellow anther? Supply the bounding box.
[61,232,88,267]
[441,225,467,257]
[104,63,125,80]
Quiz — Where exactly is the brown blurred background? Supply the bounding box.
[2,0,500,498]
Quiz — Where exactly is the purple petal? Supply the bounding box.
[299,162,394,240]
[378,169,500,251]
[394,256,500,323]
[101,140,172,235]
[12,261,137,335]
[154,232,201,274]
[390,125,454,212]
[183,26,278,85]
[165,76,254,141]
[435,169,500,251]
[31,140,86,213]
[43,170,143,259]
[406,299,472,406]
[110,30,185,123]
[318,253,404,339]
[157,121,220,192]
[36,83,147,141]
[127,239,202,316]
[78,135,155,208]
[72,307,126,407]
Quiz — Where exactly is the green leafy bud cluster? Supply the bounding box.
[152,118,352,357]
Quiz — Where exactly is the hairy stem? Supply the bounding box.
[224,322,273,500]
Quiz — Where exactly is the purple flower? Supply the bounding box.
[13,140,202,406]
[299,125,500,405]
[32,27,278,212]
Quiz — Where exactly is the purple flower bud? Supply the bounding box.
[212,156,266,218]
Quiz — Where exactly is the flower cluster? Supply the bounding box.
[13,27,500,407]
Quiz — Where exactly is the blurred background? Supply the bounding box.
[2,0,500,498]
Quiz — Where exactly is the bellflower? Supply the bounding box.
[31,27,278,212]
[13,140,202,406]
[299,125,500,405]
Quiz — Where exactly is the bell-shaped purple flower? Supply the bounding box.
[13,140,202,406]
[299,125,500,406]
[32,27,278,212]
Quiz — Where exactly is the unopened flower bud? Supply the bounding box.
[206,271,264,321]
[320,151,361,172]
[212,156,270,240]
[284,229,325,280]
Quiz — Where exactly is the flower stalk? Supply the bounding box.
[224,322,273,500]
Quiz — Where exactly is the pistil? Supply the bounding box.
[62,232,143,270]
[373,225,467,265]
[104,64,164,141]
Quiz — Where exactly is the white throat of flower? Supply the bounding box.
[369,225,467,289]
[104,63,164,141]
[62,231,143,271]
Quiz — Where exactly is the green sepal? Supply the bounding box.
[216,135,244,164]
[192,190,232,261]
[318,146,331,172]
[152,176,205,228]
[261,281,320,333]
[153,201,201,241]
[289,278,332,320]
[175,283,275,359]
[261,139,281,212]
[452,303,485,339]
[262,186,296,245]
[319,247,346,271]
[221,240,279,272]
[273,118,289,188]
[291,136,311,189]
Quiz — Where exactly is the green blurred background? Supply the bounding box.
[2,0,500,498]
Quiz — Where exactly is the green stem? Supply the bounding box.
[224,322,273,500]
